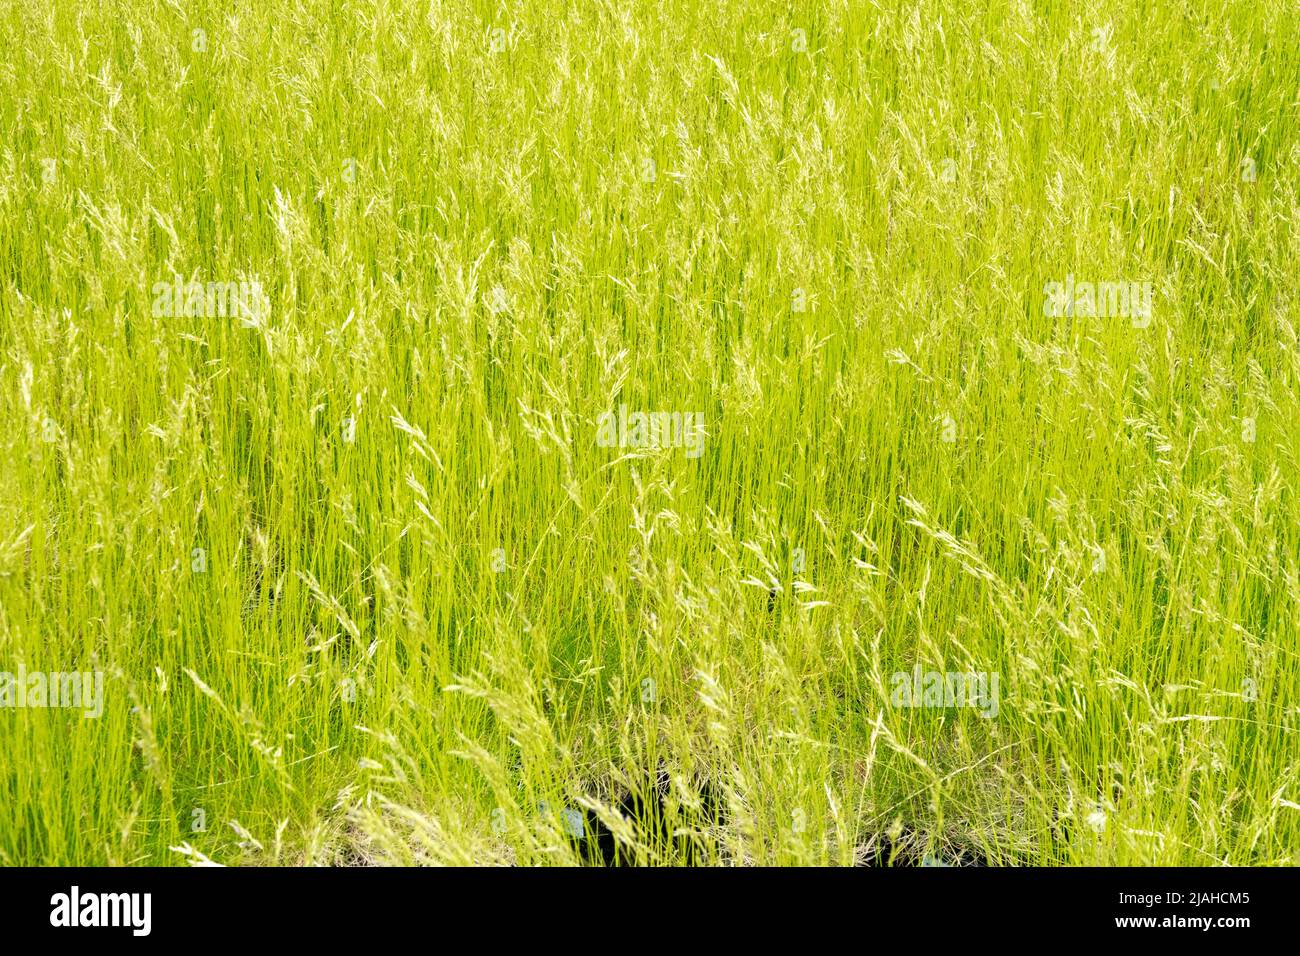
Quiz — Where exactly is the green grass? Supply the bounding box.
[1,0,1298,866]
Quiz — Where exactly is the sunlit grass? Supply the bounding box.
[1,0,1298,865]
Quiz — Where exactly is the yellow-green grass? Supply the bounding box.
[0,0,1297,865]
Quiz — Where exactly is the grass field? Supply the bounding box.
[1,0,1298,866]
